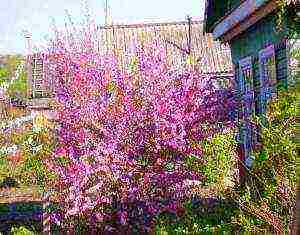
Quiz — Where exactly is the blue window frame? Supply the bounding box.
[258,45,277,115]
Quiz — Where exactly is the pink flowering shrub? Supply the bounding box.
[42,22,237,232]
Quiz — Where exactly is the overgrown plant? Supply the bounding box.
[0,55,28,100]
[275,0,299,38]
[184,129,238,191]
[0,112,56,189]
[200,130,238,188]
[11,225,36,235]
[41,17,237,232]
[231,87,297,233]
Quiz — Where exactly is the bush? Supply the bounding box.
[42,19,237,231]
[11,226,36,235]
[0,111,56,189]
[229,88,297,233]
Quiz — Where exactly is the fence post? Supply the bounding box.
[43,192,51,234]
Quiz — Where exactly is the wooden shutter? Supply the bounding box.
[258,45,276,114]
[238,56,255,168]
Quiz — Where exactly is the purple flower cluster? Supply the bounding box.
[42,19,237,231]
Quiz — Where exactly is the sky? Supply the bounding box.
[0,0,205,55]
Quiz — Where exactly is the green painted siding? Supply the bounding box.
[230,14,287,64]
[230,13,288,113]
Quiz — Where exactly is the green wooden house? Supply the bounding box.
[204,0,299,169]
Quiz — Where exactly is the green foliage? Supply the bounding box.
[15,203,42,213]
[0,204,10,214]
[196,131,237,187]
[11,226,36,235]
[0,120,57,188]
[276,0,299,39]
[0,55,28,99]
[150,187,270,234]
[159,83,297,234]
[253,89,297,184]
[230,212,272,234]
[0,157,9,181]
[55,155,70,167]
[0,67,9,82]
[233,88,298,232]
[20,128,57,187]
[155,198,240,234]
[291,47,300,62]
[8,71,28,99]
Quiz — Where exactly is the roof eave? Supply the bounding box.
[203,0,213,33]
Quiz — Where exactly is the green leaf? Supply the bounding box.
[258,150,268,161]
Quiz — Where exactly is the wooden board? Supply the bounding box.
[219,0,278,42]
[0,187,42,204]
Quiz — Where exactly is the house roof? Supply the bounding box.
[26,20,233,101]
[203,0,223,34]
[203,0,212,33]
[97,20,233,74]
[29,20,233,75]
[204,0,299,34]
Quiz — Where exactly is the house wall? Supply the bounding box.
[230,12,288,113]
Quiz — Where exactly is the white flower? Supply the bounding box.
[66,207,79,216]
[32,145,43,153]
[184,179,202,186]
[0,147,7,155]
[87,182,103,194]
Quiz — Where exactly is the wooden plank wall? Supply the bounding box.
[230,13,288,113]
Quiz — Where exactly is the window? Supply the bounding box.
[31,57,47,98]
[239,56,255,119]
[34,83,43,91]
[259,45,277,114]
[34,90,43,98]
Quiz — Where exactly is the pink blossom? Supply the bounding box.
[44,22,237,229]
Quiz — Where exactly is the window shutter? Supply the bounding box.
[259,45,276,114]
